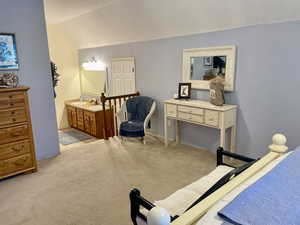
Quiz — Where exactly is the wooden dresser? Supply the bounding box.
[164,99,237,152]
[65,100,115,139]
[0,87,37,179]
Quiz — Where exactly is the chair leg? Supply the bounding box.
[141,137,146,145]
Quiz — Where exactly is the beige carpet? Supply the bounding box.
[0,135,215,225]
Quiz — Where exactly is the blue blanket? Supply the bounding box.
[218,147,300,225]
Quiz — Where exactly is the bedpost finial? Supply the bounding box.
[269,133,288,153]
[147,207,171,225]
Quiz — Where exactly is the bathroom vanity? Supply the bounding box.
[65,100,115,139]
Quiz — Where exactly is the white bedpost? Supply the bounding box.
[147,207,171,225]
[269,133,288,154]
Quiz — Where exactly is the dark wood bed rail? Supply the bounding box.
[129,148,257,225]
[100,91,140,139]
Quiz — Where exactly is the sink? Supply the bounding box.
[71,101,87,105]
[88,105,103,111]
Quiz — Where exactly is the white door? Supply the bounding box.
[111,57,136,96]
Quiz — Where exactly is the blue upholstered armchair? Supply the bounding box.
[117,96,156,144]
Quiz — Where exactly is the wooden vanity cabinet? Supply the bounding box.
[67,106,77,128]
[66,104,114,139]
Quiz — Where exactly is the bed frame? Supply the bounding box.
[129,133,288,225]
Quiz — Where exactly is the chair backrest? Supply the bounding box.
[126,96,154,122]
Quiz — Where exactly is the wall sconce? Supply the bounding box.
[82,57,106,71]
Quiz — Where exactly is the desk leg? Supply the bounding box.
[176,120,180,144]
[164,105,168,147]
[230,126,236,153]
[220,128,226,149]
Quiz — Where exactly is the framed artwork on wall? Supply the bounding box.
[178,82,191,99]
[0,33,19,70]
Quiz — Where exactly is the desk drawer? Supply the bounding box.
[178,112,204,123]
[0,153,33,176]
[0,140,30,160]
[178,106,204,115]
[166,104,177,117]
[0,124,29,145]
[0,108,27,126]
[205,110,219,127]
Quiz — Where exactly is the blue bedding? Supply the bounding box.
[218,147,300,225]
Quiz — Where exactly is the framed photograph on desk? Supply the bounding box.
[178,82,191,99]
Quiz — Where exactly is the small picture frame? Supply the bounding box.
[178,82,191,99]
[0,33,19,70]
[203,56,212,66]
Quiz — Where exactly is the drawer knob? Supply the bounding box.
[12,118,16,122]
[9,95,13,99]
[11,111,15,115]
[13,158,27,167]
[12,146,23,152]
[10,131,22,137]
[10,103,14,106]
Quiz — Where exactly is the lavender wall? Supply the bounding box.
[0,0,60,159]
[79,21,300,157]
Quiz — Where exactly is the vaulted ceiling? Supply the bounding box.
[44,0,300,49]
[44,0,114,24]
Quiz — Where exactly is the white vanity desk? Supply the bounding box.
[164,99,237,152]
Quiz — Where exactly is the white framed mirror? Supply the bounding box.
[182,45,236,91]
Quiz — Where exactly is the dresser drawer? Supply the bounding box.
[0,98,25,110]
[166,104,177,117]
[178,112,204,123]
[0,108,27,126]
[178,106,204,115]
[0,140,30,160]
[205,110,219,127]
[0,124,29,144]
[0,153,33,176]
[0,92,26,110]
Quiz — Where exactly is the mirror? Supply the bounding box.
[183,46,236,91]
[190,56,226,81]
[80,69,107,96]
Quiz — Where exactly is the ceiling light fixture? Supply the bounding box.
[82,57,106,71]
